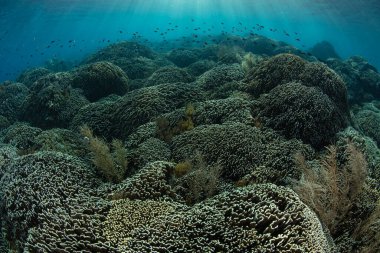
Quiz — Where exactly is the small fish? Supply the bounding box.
[119,30,123,33]
[51,40,55,43]
[296,38,301,41]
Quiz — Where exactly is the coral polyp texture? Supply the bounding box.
[115,184,333,253]
[72,61,129,101]
[1,32,379,253]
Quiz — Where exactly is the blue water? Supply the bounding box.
[1,0,380,83]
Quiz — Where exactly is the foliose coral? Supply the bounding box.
[245,53,349,117]
[113,82,205,138]
[0,152,101,251]
[0,82,29,123]
[354,108,380,146]
[146,66,194,86]
[109,161,182,202]
[171,122,313,181]
[72,61,129,101]
[197,63,245,91]
[83,41,169,79]
[120,184,333,252]
[22,72,89,129]
[70,96,118,140]
[2,122,42,153]
[16,67,51,87]
[186,60,216,76]
[251,82,347,149]
[126,137,171,171]
[167,48,199,67]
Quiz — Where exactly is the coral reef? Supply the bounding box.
[197,63,244,91]
[120,184,333,252]
[0,145,18,179]
[146,66,194,86]
[113,82,205,138]
[109,161,183,202]
[0,82,29,123]
[103,199,179,248]
[309,41,341,61]
[24,196,116,253]
[126,137,170,171]
[245,53,349,117]
[167,48,199,67]
[72,61,129,101]
[2,35,380,252]
[70,96,118,139]
[16,67,51,87]
[22,72,89,129]
[353,103,380,146]
[171,122,313,181]
[327,56,380,103]
[35,128,87,157]
[186,59,216,76]
[2,122,42,154]
[0,152,101,251]
[251,82,347,148]
[83,41,171,79]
